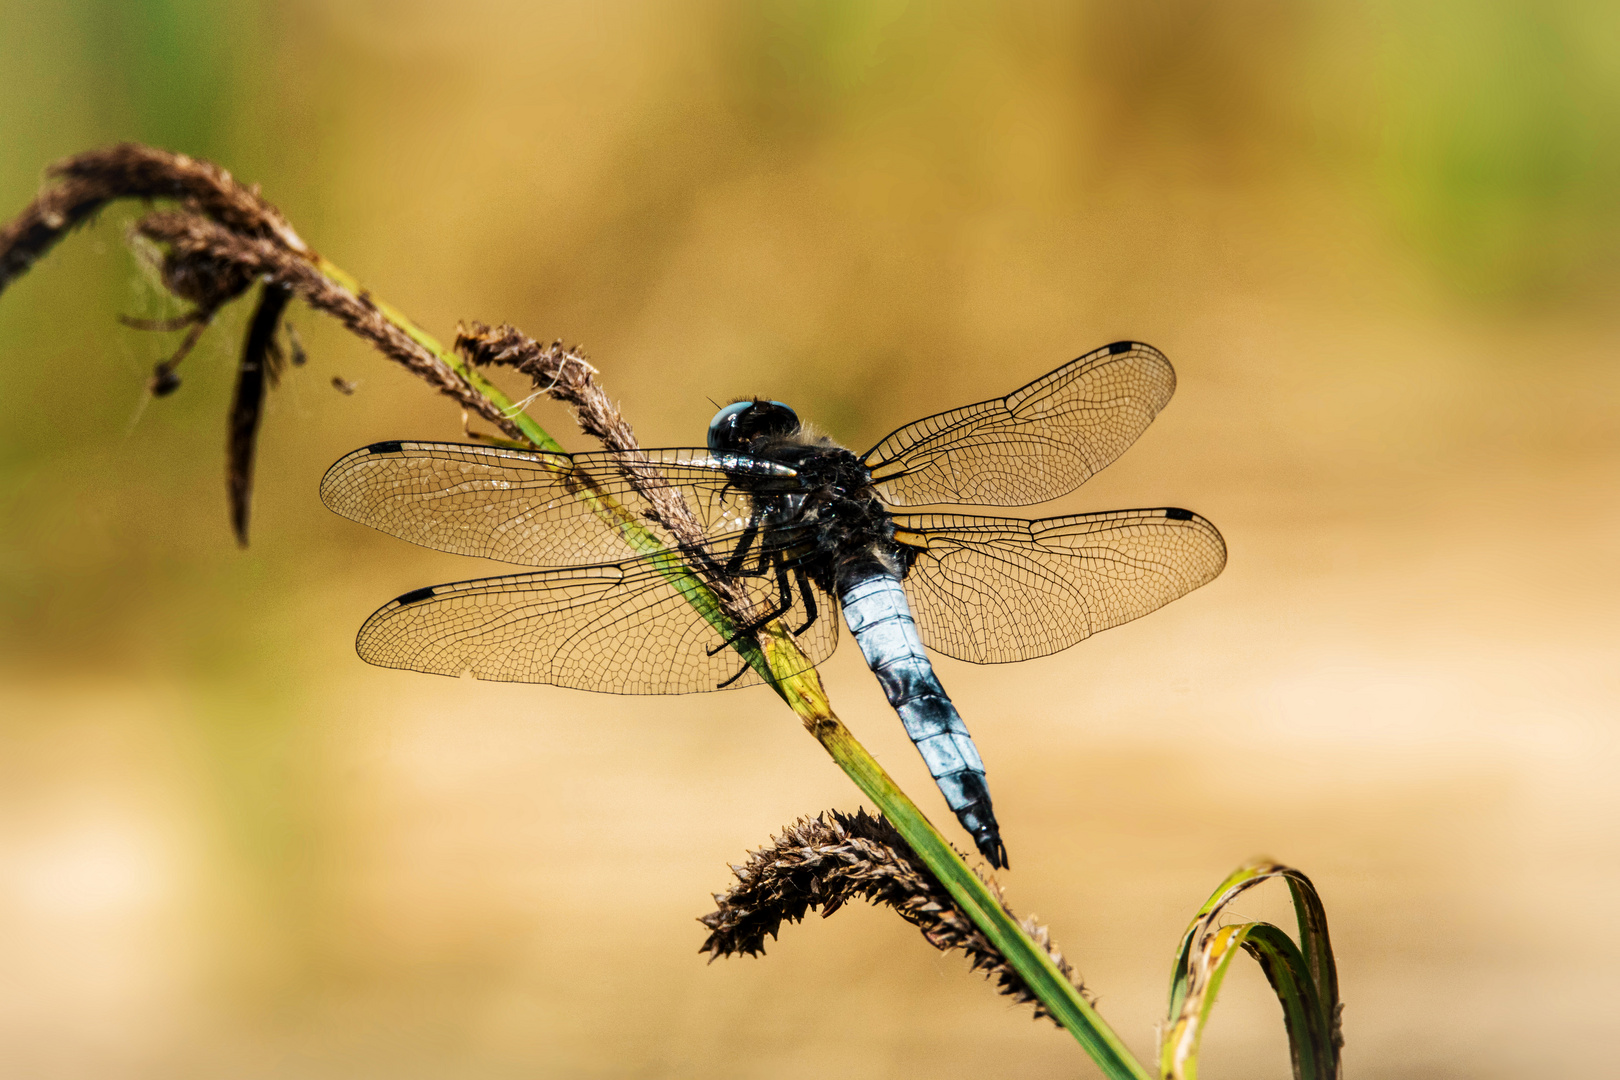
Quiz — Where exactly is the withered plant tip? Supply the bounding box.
[700,809,1093,1025]
[0,143,752,603]
[0,143,303,296]
[128,210,514,441]
[0,145,547,543]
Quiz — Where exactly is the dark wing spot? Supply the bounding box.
[394,586,437,606]
[368,440,404,455]
[1164,507,1194,520]
[1107,340,1134,355]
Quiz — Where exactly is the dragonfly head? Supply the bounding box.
[707,399,800,452]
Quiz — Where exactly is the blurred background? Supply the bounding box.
[1,1,1616,1076]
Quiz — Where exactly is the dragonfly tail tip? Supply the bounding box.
[978,834,1008,870]
[966,821,1008,870]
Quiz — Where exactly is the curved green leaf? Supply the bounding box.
[1162,861,1342,1080]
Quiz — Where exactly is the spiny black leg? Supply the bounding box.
[705,552,796,657]
[724,520,761,574]
[747,523,781,578]
[677,540,731,581]
[790,567,818,636]
[739,553,796,638]
[741,551,796,632]
[711,555,797,686]
[772,551,794,617]
[713,559,818,688]
[683,518,781,585]
[715,660,751,689]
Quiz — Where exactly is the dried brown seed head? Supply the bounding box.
[700,809,1093,1025]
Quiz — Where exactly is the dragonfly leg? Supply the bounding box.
[714,660,751,690]
[676,535,741,583]
[723,519,761,575]
[790,566,818,636]
[683,516,779,585]
[712,562,813,689]
[705,551,796,658]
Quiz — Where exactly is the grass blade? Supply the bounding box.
[227,281,291,545]
[1162,861,1342,1080]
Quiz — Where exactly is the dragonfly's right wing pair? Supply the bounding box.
[320,342,1223,693]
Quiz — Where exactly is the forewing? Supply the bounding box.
[863,341,1176,507]
[355,556,839,694]
[894,509,1225,664]
[321,441,784,567]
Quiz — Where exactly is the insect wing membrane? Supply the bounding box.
[320,441,777,567]
[894,509,1225,664]
[862,342,1176,507]
[354,553,839,694]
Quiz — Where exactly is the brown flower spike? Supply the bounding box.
[701,809,1093,1024]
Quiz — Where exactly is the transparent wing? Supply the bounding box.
[893,508,1225,664]
[862,341,1176,507]
[355,555,839,695]
[321,441,793,567]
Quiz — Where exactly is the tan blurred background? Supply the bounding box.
[1,2,1617,1076]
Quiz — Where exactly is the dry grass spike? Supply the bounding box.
[701,809,1094,1025]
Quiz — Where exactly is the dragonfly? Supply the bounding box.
[320,341,1226,868]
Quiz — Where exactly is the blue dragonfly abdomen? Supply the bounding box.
[839,571,1003,866]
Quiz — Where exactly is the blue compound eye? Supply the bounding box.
[707,399,799,451]
[707,401,753,447]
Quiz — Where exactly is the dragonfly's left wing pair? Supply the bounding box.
[322,440,834,694]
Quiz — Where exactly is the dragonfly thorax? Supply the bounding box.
[786,445,870,495]
[757,444,899,588]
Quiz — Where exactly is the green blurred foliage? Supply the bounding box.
[1376,0,1620,298]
